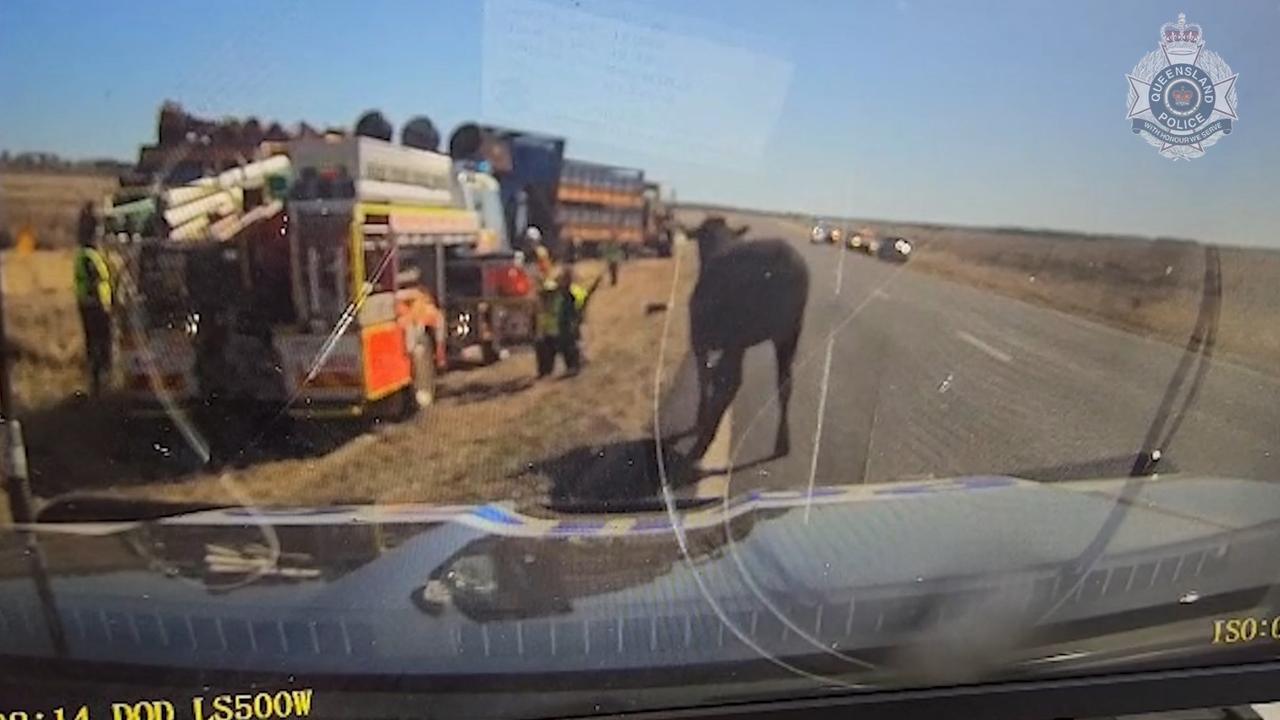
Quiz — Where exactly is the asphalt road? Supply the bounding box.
[657,213,1280,498]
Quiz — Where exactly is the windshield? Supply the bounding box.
[1,1,1278,718]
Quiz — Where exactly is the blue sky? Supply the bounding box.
[2,0,1278,246]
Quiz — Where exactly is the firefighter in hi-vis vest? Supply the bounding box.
[73,202,113,395]
[534,266,601,379]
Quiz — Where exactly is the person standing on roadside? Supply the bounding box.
[533,266,601,379]
[534,274,562,378]
[602,238,623,286]
[554,266,595,376]
[73,202,113,395]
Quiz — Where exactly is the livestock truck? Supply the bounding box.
[556,159,646,257]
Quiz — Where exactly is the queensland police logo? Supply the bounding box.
[1126,14,1238,160]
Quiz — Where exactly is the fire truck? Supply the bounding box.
[107,134,534,419]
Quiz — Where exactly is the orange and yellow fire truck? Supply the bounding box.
[108,133,534,419]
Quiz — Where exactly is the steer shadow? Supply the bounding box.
[533,436,705,512]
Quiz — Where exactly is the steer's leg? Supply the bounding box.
[689,348,715,459]
[773,331,800,458]
[690,347,742,461]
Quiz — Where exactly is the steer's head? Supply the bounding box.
[683,216,749,262]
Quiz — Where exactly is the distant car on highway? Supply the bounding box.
[809,221,841,244]
[847,227,880,253]
[872,236,913,263]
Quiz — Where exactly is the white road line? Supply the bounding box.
[955,330,1013,364]
[694,410,732,498]
[1254,703,1280,720]
[803,335,837,523]
[834,244,845,296]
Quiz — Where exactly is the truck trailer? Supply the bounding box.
[557,159,646,257]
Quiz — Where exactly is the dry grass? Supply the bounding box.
[1,249,90,412]
[29,249,696,509]
[893,225,1280,375]
[1,170,118,245]
[0,170,118,416]
[1,171,118,249]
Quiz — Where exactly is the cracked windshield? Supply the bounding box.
[1,0,1279,717]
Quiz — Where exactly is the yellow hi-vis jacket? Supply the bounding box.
[73,246,112,309]
[536,280,590,338]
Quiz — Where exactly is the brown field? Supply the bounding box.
[887,225,1280,376]
[1,171,118,249]
[15,250,696,513]
[1,249,88,412]
[0,170,121,413]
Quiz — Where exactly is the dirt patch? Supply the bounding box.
[21,249,697,511]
